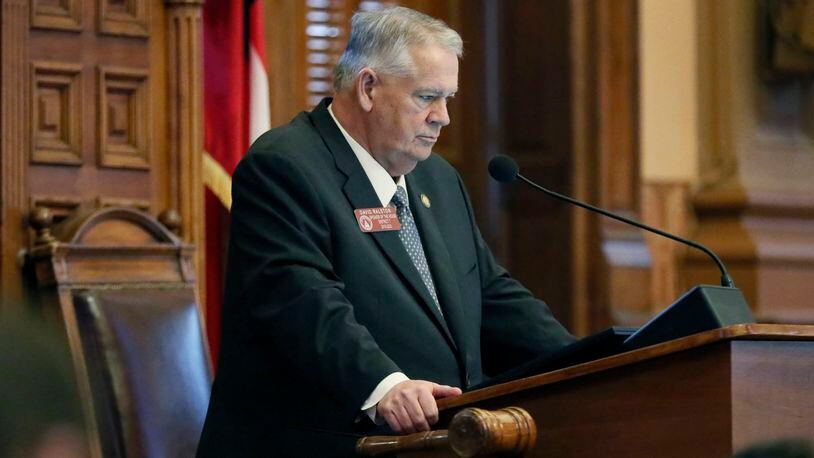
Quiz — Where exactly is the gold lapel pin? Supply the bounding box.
[420,193,431,208]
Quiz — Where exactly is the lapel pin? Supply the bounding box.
[420,194,431,208]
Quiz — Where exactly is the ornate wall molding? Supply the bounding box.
[595,0,647,327]
[96,196,150,212]
[98,0,149,37]
[97,65,150,169]
[31,0,82,31]
[688,184,814,323]
[2,0,30,297]
[642,181,690,311]
[165,0,204,306]
[31,61,83,165]
[29,195,83,225]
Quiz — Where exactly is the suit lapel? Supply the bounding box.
[309,99,456,347]
[407,173,466,355]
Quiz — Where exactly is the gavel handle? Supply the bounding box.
[356,406,537,457]
[356,430,450,456]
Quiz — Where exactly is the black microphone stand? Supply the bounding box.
[490,155,755,351]
[516,173,735,288]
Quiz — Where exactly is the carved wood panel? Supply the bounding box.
[31,0,82,31]
[96,196,150,211]
[2,0,31,296]
[31,60,83,165]
[2,0,203,315]
[97,65,150,169]
[30,195,83,222]
[594,0,645,327]
[98,0,149,37]
[27,0,157,212]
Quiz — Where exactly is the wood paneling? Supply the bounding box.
[165,0,204,307]
[31,60,83,165]
[98,0,149,37]
[1,0,30,299]
[731,339,814,448]
[2,0,204,317]
[97,65,150,169]
[454,0,503,263]
[594,0,644,328]
[265,0,304,126]
[30,195,83,225]
[96,195,150,211]
[596,1,638,211]
[31,0,82,31]
[26,0,157,214]
[688,185,814,323]
[498,1,575,327]
[641,181,690,314]
[569,0,610,335]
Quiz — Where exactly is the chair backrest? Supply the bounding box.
[28,206,212,458]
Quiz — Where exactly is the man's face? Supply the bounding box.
[367,45,459,176]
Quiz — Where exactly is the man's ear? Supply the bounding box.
[355,68,377,112]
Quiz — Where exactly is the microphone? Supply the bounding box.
[489,154,734,288]
[488,154,754,350]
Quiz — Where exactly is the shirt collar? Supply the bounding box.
[328,103,406,207]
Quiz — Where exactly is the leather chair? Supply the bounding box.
[28,206,212,458]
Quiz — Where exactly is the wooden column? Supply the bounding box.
[569,0,604,336]
[567,0,644,331]
[165,0,205,307]
[1,0,29,301]
[595,0,647,326]
[642,182,690,308]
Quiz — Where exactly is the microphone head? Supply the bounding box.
[488,155,519,183]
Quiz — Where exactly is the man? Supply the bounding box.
[198,6,574,457]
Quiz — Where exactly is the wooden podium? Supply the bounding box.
[367,324,814,457]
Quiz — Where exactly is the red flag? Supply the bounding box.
[203,0,270,366]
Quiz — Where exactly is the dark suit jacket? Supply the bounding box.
[197,99,574,457]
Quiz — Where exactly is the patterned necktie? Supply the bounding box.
[391,186,441,313]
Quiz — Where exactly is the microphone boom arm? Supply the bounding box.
[517,174,735,288]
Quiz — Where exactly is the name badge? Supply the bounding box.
[354,207,401,233]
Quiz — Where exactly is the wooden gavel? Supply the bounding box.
[356,407,537,457]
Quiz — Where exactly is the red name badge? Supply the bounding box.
[354,207,401,233]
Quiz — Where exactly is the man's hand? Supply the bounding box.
[376,380,462,434]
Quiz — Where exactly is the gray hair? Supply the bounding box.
[332,6,463,91]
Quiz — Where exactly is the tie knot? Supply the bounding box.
[391,186,408,209]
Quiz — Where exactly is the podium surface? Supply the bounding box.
[433,324,814,457]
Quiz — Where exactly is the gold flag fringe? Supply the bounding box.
[203,151,233,210]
